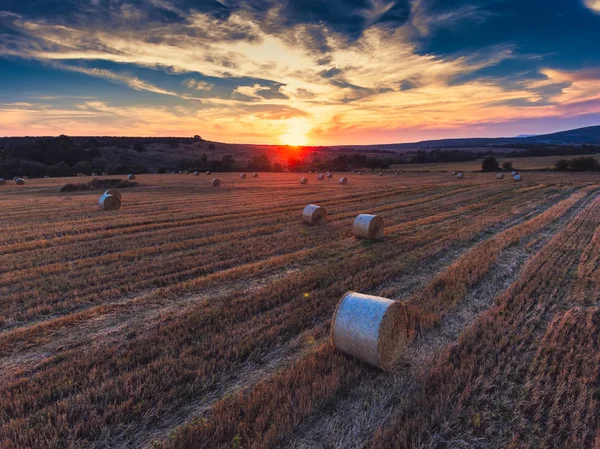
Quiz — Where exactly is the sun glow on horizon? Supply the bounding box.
[279,117,312,146]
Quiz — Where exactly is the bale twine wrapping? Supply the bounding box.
[456,173,464,179]
[331,292,408,370]
[302,204,327,225]
[339,177,348,185]
[497,173,504,179]
[326,173,333,178]
[15,178,25,185]
[513,174,522,182]
[128,174,136,180]
[0,178,6,185]
[212,178,221,187]
[318,174,325,180]
[300,177,308,184]
[253,173,259,178]
[353,214,384,239]
[98,194,121,211]
[104,189,122,200]
[240,173,247,179]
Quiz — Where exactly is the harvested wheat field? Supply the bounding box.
[1,171,600,449]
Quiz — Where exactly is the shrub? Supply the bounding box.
[60,179,138,192]
[482,156,499,172]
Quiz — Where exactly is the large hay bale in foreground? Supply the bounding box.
[339,177,348,185]
[513,174,522,182]
[331,292,408,370]
[98,194,121,211]
[15,178,25,185]
[300,177,308,184]
[318,174,325,180]
[240,173,247,179]
[353,214,384,239]
[302,204,327,225]
[104,189,122,200]
[212,178,221,187]
[496,173,504,179]
[128,174,136,181]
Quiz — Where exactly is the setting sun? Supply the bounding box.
[279,118,311,146]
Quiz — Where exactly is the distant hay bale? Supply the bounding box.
[13,177,19,181]
[456,173,464,179]
[240,173,247,179]
[331,291,408,371]
[102,172,109,176]
[253,173,259,178]
[104,189,122,200]
[394,171,399,175]
[451,171,457,175]
[178,170,183,174]
[98,193,121,211]
[302,204,327,225]
[511,171,518,176]
[194,171,199,176]
[212,178,221,187]
[77,173,84,177]
[184,171,190,175]
[0,178,6,185]
[497,173,504,179]
[44,175,49,178]
[128,174,136,180]
[378,172,383,176]
[15,178,25,185]
[300,177,308,184]
[92,173,97,176]
[358,172,362,175]
[339,177,348,185]
[513,174,522,182]
[353,214,384,240]
[326,172,333,178]
[206,171,211,175]
[318,174,325,180]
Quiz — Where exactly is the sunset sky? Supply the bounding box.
[2,0,600,145]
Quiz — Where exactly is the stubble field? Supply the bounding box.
[1,171,599,449]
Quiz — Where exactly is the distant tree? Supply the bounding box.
[73,160,92,175]
[193,135,202,141]
[502,161,514,172]
[221,154,235,171]
[482,156,499,172]
[379,159,391,170]
[273,162,283,172]
[133,143,146,153]
[287,157,303,172]
[157,168,167,174]
[247,154,272,171]
[554,159,569,171]
[568,156,600,171]
[366,157,381,171]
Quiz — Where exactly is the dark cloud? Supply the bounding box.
[319,67,343,78]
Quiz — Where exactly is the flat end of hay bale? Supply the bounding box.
[377,301,408,371]
[353,214,384,240]
[302,204,327,225]
[300,177,308,184]
[212,178,221,187]
[98,194,121,211]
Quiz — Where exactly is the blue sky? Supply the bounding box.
[1,0,600,144]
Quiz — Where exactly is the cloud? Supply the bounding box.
[584,0,600,13]
[184,79,214,91]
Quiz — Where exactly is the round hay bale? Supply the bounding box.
[378,172,383,176]
[0,178,6,185]
[13,177,19,181]
[104,189,122,200]
[77,173,84,177]
[184,171,190,175]
[240,173,247,179]
[353,214,384,239]
[178,170,183,174]
[511,171,518,176]
[128,174,136,180]
[206,171,211,175]
[253,173,259,178]
[331,292,408,371]
[194,171,199,176]
[456,173,464,179]
[302,204,327,225]
[339,177,348,185]
[358,172,362,175]
[513,174,522,182]
[326,172,333,178]
[394,171,399,175]
[300,177,308,184]
[92,173,97,177]
[318,174,325,180]
[212,178,221,187]
[102,172,109,176]
[15,178,25,185]
[496,173,504,179]
[98,194,121,211]
[44,175,49,178]
[451,171,457,175]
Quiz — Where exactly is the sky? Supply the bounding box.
[1,0,600,145]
